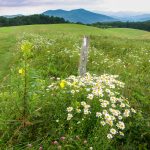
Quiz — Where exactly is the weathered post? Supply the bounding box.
[78,36,89,76]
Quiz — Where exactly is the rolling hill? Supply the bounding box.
[42,9,117,24]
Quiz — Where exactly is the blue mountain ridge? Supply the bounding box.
[42,9,118,24]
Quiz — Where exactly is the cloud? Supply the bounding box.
[0,0,101,7]
[0,0,51,7]
[0,0,104,15]
[102,0,150,12]
[0,0,149,15]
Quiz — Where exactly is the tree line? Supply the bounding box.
[0,14,150,32]
[0,14,68,27]
[91,21,150,31]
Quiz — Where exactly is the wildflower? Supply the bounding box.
[99,99,103,102]
[81,101,86,106]
[86,88,91,92]
[107,134,113,139]
[76,108,81,113]
[100,121,106,126]
[109,92,115,96]
[131,108,136,113]
[48,73,136,139]
[102,110,108,115]
[123,109,130,117]
[21,41,32,57]
[116,121,125,130]
[19,68,25,76]
[105,89,111,93]
[60,136,66,141]
[119,131,124,136]
[77,121,81,124]
[110,97,117,103]
[76,135,80,140]
[56,119,59,123]
[52,141,58,145]
[101,100,109,108]
[118,116,123,120]
[110,128,117,135]
[84,104,91,109]
[89,147,93,150]
[120,103,125,108]
[111,104,116,108]
[111,116,116,121]
[110,109,120,116]
[39,145,43,150]
[96,112,102,118]
[71,90,75,94]
[84,109,90,115]
[105,113,112,121]
[83,140,87,144]
[60,80,66,88]
[106,120,113,126]
[72,81,77,86]
[67,107,73,112]
[101,102,107,108]
[110,84,115,89]
[67,114,73,120]
[87,94,94,100]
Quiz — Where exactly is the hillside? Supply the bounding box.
[0,24,150,149]
[0,24,150,79]
[43,9,117,23]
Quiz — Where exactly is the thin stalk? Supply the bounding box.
[23,58,27,127]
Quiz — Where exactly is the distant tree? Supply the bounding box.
[91,21,150,31]
[0,14,69,27]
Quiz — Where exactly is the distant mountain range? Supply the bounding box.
[94,11,150,22]
[1,9,150,23]
[3,14,23,18]
[131,14,150,22]
[42,9,118,24]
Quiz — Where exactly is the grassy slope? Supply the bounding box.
[0,24,150,80]
[0,24,150,149]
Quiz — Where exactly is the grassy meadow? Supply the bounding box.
[0,24,150,150]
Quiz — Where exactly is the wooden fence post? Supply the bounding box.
[78,36,89,76]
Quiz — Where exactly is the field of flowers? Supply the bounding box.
[0,24,150,150]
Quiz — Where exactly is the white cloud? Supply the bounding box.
[0,0,149,15]
[102,0,150,12]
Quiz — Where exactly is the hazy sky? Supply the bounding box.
[0,0,150,15]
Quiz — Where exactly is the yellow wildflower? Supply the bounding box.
[72,81,76,86]
[19,68,25,76]
[60,80,66,88]
[21,41,32,57]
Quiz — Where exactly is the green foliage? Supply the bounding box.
[91,21,150,31]
[0,15,68,27]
